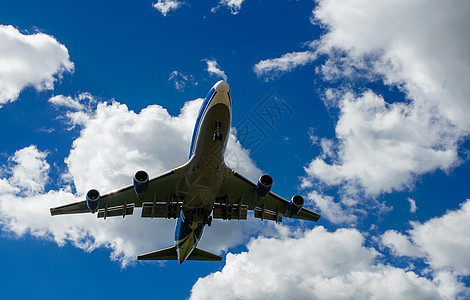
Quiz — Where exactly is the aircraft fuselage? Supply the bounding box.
[174,81,231,263]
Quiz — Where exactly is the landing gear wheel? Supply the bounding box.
[213,133,223,141]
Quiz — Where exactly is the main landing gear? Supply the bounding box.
[213,122,223,141]
[184,215,212,227]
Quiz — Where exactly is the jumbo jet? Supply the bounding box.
[50,81,320,264]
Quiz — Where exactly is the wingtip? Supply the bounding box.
[50,207,61,216]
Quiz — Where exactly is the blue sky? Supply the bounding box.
[1,0,470,299]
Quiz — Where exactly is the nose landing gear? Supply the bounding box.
[203,215,213,226]
[213,122,223,141]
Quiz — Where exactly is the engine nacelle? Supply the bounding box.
[256,174,273,198]
[133,170,149,195]
[86,189,100,213]
[286,195,304,217]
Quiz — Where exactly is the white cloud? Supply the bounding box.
[270,0,470,216]
[65,99,198,194]
[252,1,470,208]
[383,199,470,276]
[48,93,96,129]
[191,226,465,299]
[313,0,470,126]
[168,70,197,91]
[253,51,317,79]
[224,128,262,183]
[0,95,264,266]
[312,0,470,120]
[49,94,86,111]
[382,230,423,258]
[211,0,244,15]
[307,190,356,224]
[7,146,50,196]
[153,0,182,16]
[0,25,74,106]
[204,59,228,81]
[408,198,417,213]
[304,90,458,197]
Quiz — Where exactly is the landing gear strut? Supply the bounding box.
[203,216,213,226]
[186,215,193,227]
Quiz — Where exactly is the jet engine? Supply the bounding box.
[286,195,304,217]
[133,170,149,195]
[256,174,273,198]
[86,189,100,213]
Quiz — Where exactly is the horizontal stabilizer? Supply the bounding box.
[138,246,177,260]
[137,246,222,261]
[189,248,222,261]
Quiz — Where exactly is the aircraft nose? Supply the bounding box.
[214,80,230,93]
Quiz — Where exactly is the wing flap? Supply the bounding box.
[141,201,182,219]
[254,206,282,222]
[97,205,134,219]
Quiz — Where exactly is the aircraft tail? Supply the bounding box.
[137,246,222,261]
[188,248,223,261]
[138,246,178,260]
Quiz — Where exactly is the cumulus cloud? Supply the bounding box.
[306,190,356,224]
[253,0,470,206]
[211,0,245,15]
[312,0,470,130]
[243,0,470,219]
[253,51,317,79]
[0,25,74,106]
[204,59,228,81]
[7,146,50,196]
[153,0,182,16]
[49,93,96,129]
[191,226,466,299]
[304,90,458,197]
[382,230,423,258]
[0,94,264,266]
[383,199,470,276]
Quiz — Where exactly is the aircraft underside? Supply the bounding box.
[50,80,320,264]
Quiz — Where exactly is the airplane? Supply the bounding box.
[50,81,321,264]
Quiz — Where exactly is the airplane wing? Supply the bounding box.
[218,167,321,223]
[50,164,189,219]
